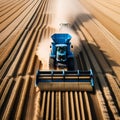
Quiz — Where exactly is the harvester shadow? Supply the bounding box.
[71,13,94,32]
[70,13,120,92]
[70,13,119,78]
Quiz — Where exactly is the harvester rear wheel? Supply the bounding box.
[68,58,74,70]
[49,58,55,69]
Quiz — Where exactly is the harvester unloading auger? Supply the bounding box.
[35,33,94,92]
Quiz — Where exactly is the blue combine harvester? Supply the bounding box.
[35,33,94,91]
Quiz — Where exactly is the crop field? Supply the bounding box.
[0,0,120,119]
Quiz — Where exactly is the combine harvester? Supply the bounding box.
[35,33,94,92]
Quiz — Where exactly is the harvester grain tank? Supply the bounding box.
[35,33,94,92]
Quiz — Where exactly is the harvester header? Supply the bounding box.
[35,69,94,91]
[35,32,95,92]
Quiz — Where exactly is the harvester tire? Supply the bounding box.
[68,58,74,70]
[49,58,55,69]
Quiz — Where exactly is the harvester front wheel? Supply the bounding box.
[49,58,55,69]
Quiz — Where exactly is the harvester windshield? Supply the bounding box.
[57,46,66,53]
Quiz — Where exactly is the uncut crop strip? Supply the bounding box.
[94,0,120,14]
[0,75,35,119]
[0,0,35,31]
[0,0,42,70]
[79,0,120,40]
[0,0,47,79]
[0,0,40,44]
[0,0,29,23]
[0,0,16,9]
[0,0,23,15]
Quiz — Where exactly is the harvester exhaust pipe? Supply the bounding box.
[35,70,94,92]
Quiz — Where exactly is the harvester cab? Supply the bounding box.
[35,33,95,92]
[49,33,74,70]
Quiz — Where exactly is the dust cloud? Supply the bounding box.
[36,39,51,69]
[51,0,82,28]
